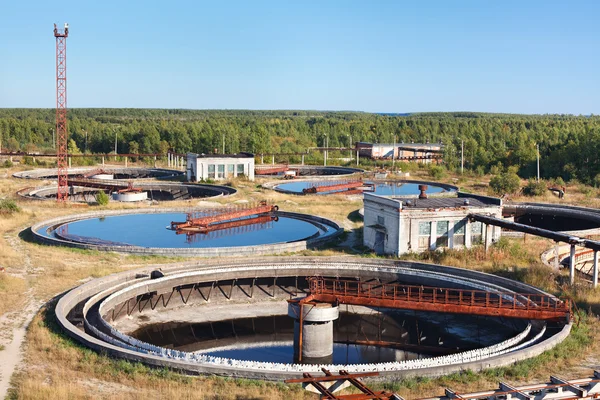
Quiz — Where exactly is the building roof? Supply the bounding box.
[397,196,498,210]
[188,152,254,159]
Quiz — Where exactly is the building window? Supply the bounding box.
[377,216,385,225]
[208,164,215,179]
[453,220,466,247]
[471,221,483,245]
[217,164,225,179]
[227,164,234,177]
[237,164,245,175]
[418,221,431,249]
[436,221,449,248]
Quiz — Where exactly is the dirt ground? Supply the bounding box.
[1,162,600,399]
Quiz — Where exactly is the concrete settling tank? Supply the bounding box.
[56,257,570,380]
[15,167,236,202]
[31,206,342,257]
[270,179,457,196]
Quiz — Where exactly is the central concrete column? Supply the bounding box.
[288,302,339,364]
[569,244,576,285]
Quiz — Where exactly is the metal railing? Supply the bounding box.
[308,277,570,320]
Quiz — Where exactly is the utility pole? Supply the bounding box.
[461,139,464,174]
[536,143,540,182]
[84,130,88,153]
[114,128,118,160]
[392,135,396,170]
[222,133,225,154]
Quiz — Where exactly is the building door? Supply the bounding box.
[374,231,385,254]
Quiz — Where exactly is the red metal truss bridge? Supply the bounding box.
[170,201,279,233]
[301,277,571,322]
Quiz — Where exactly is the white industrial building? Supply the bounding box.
[356,142,444,163]
[186,152,255,182]
[363,191,502,256]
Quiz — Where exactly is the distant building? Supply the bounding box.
[356,142,443,163]
[186,152,255,182]
[363,191,502,256]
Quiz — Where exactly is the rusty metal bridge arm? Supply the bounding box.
[171,201,278,230]
[307,277,570,321]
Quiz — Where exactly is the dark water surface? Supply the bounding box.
[130,311,519,364]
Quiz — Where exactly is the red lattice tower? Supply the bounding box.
[54,23,69,202]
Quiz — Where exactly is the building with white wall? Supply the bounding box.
[356,142,443,163]
[363,192,502,256]
[186,152,255,182]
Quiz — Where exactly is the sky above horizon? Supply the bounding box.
[1,0,599,114]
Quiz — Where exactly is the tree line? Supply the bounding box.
[1,108,599,184]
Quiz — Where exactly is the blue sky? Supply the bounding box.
[1,0,598,114]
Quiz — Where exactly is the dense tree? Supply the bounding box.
[1,109,599,184]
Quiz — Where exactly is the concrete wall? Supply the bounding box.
[363,193,502,256]
[187,153,255,182]
[363,194,402,255]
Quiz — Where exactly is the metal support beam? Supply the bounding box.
[550,375,587,397]
[499,382,533,400]
[444,389,464,399]
[594,250,598,289]
[570,244,576,285]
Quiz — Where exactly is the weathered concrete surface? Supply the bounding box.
[291,304,339,359]
[55,256,571,380]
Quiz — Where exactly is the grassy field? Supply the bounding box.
[2,162,600,399]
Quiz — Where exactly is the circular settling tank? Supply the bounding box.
[31,208,342,256]
[17,182,236,202]
[504,203,600,234]
[273,180,456,196]
[55,257,571,380]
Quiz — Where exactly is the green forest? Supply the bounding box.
[1,108,600,184]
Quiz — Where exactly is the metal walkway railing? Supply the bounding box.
[307,277,570,321]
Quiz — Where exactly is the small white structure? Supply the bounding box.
[89,173,114,180]
[363,192,502,256]
[112,191,148,202]
[186,152,255,182]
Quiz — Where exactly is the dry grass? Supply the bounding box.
[12,305,313,400]
[0,274,27,317]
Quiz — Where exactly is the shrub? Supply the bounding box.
[95,191,110,206]
[489,171,520,195]
[0,198,21,214]
[522,179,547,197]
[2,160,13,168]
[428,165,446,180]
[489,162,503,175]
[554,176,566,187]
